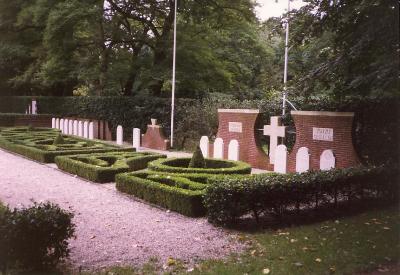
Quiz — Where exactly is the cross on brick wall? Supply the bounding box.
[263,116,286,164]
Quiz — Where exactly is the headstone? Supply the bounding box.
[228,139,239,161]
[296,147,310,173]
[83,121,89,138]
[89,122,94,140]
[64,119,69,135]
[51,118,55,128]
[213,138,224,159]
[68,120,73,135]
[274,144,288,174]
[263,116,286,164]
[78,121,83,137]
[199,136,209,158]
[31,100,37,114]
[116,125,123,145]
[55,118,60,130]
[73,120,78,135]
[320,149,335,171]
[132,128,141,148]
[60,119,64,133]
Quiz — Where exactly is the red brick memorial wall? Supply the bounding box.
[287,111,360,172]
[216,109,271,170]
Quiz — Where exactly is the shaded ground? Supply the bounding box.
[0,149,243,271]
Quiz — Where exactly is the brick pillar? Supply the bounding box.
[287,111,360,172]
[216,109,271,170]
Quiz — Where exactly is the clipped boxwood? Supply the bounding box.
[204,165,399,225]
[55,152,165,183]
[148,157,252,174]
[0,127,130,163]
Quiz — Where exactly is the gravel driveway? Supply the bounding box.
[0,149,242,270]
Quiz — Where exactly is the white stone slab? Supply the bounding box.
[274,144,287,174]
[116,125,123,145]
[64,119,69,135]
[263,116,286,164]
[199,136,209,158]
[313,127,333,141]
[228,122,242,133]
[296,147,310,173]
[213,138,224,159]
[68,120,73,135]
[89,122,94,139]
[55,118,60,130]
[320,149,335,171]
[132,128,141,148]
[78,121,83,137]
[73,120,78,135]
[228,139,239,161]
[31,100,37,114]
[83,121,89,138]
[51,118,56,128]
[60,119,64,133]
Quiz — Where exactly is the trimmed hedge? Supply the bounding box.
[204,165,399,225]
[55,152,165,183]
[148,157,252,174]
[0,127,131,163]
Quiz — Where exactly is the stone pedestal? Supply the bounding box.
[142,121,170,151]
[288,111,360,172]
[215,109,270,169]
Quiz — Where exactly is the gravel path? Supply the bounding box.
[0,149,242,270]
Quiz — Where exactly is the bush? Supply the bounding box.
[55,151,165,183]
[148,157,252,174]
[204,165,399,225]
[0,202,75,273]
[188,146,206,168]
[53,133,64,145]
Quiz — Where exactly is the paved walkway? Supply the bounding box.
[0,149,242,271]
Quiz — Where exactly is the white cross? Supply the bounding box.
[263,116,286,164]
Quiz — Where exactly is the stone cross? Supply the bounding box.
[263,116,286,164]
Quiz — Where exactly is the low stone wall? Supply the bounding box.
[0,114,52,128]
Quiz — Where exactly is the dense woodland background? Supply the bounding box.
[0,0,398,162]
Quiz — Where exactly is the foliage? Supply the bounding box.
[55,151,165,183]
[204,165,399,225]
[188,146,206,168]
[53,133,64,145]
[0,202,75,273]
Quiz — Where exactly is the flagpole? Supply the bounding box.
[282,0,290,116]
[170,0,177,148]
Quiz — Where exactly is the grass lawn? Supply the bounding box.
[90,206,399,275]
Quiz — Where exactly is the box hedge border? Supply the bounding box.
[55,152,166,183]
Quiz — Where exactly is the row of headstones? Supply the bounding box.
[52,118,95,139]
[116,125,141,149]
[274,145,336,173]
[199,136,239,161]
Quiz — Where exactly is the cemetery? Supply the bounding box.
[0,0,398,274]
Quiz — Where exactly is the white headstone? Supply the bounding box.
[83,121,89,138]
[274,144,288,174]
[28,105,31,114]
[228,139,239,161]
[68,120,73,135]
[89,122,94,139]
[51,118,56,128]
[116,125,123,145]
[199,136,209,158]
[63,119,69,134]
[132,128,141,148]
[55,118,60,129]
[73,120,78,135]
[78,121,83,137]
[296,147,310,173]
[31,100,37,114]
[60,119,64,133]
[320,149,335,171]
[263,116,286,164]
[213,138,224,159]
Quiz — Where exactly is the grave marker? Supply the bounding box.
[132,128,141,148]
[116,125,123,145]
[83,121,89,138]
[73,120,78,135]
[199,136,209,158]
[89,122,94,140]
[68,120,73,135]
[320,149,335,170]
[228,139,239,161]
[263,116,286,164]
[78,121,83,137]
[213,138,224,159]
[274,144,288,174]
[295,147,310,173]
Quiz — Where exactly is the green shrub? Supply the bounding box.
[53,134,65,145]
[204,165,399,225]
[55,151,165,183]
[148,157,251,174]
[0,202,75,273]
[188,146,206,168]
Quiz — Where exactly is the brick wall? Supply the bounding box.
[142,125,170,151]
[287,111,360,172]
[0,114,52,127]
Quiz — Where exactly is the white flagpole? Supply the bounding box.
[282,0,290,116]
[170,0,177,148]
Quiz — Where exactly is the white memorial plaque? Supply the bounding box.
[313,127,333,141]
[228,122,242,133]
